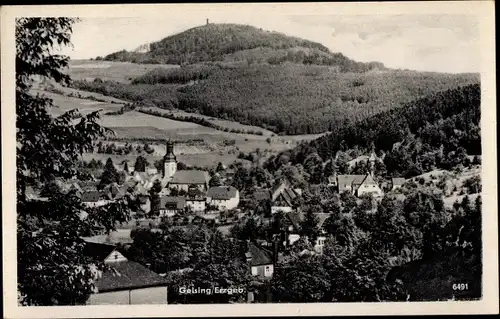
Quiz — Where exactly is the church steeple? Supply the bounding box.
[163,141,177,179]
[164,141,176,162]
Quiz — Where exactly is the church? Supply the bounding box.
[162,141,209,192]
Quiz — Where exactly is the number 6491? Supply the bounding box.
[452,283,468,291]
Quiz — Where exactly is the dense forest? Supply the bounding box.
[101,23,384,71]
[71,65,479,135]
[266,83,481,179]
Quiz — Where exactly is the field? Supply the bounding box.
[141,106,277,136]
[409,166,481,208]
[36,90,124,117]
[44,89,321,168]
[69,60,179,83]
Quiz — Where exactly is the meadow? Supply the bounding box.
[45,89,320,169]
[69,60,179,83]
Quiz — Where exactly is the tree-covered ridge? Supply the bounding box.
[266,83,481,179]
[101,23,384,71]
[71,65,479,135]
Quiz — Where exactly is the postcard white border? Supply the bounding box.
[2,2,498,317]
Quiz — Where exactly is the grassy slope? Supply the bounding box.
[69,60,179,83]
[45,89,320,168]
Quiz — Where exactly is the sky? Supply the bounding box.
[60,13,480,73]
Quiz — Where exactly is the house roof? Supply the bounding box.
[170,170,209,185]
[271,179,298,207]
[78,180,98,191]
[315,213,331,229]
[207,186,238,200]
[337,174,366,192]
[369,152,377,161]
[286,212,329,230]
[253,189,271,201]
[279,188,298,207]
[392,177,406,186]
[271,178,291,200]
[83,241,117,261]
[160,196,186,210]
[95,260,168,293]
[359,173,377,186]
[247,242,274,266]
[286,211,304,230]
[81,190,101,202]
[134,183,148,195]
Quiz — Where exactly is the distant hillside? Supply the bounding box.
[72,64,479,135]
[265,83,481,178]
[101,23,385,72]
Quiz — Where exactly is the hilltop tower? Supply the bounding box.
[163,141,177,180]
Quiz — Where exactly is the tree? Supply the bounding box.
[123,161,129,173]
[149,179,163,216]
[323,158,335,179]
[216,161,224,172]
[134,155,149,172]
[209,174,222,187]
[39,180,62,198]
[300,210,320,243]
[16,18,132,305]
[271,255,331,302]
[98,158,119,189]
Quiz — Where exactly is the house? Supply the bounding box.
[206,186,240,211]
[146,167,158,175]
[283,211,330,253]
[270,179,300,214]
[81,190,109,207]
[102,183,126,200]
[337,173,383,197]
[159,196,186,217]
[356,173,384,197]
[133,183,148,196]
[390,177,406,191]
[84,241,168,305]
[327,174,338,187]
[245,242,275,278]
[77,180,98,192]
[337,174,366,194]
[185,190,206,213]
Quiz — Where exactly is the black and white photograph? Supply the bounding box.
[1,2,498,317]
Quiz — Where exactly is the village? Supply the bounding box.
[26,140,412,304]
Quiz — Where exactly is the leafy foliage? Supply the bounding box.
[16,18,132,305]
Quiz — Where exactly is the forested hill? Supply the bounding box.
[265,83,481,178]
[100,23,385,71]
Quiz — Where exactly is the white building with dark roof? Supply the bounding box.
[159,196,186,217]
[206,186,240,210]
[391,177,406,190]
[83,241,168,305]
[337,173,383,197]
